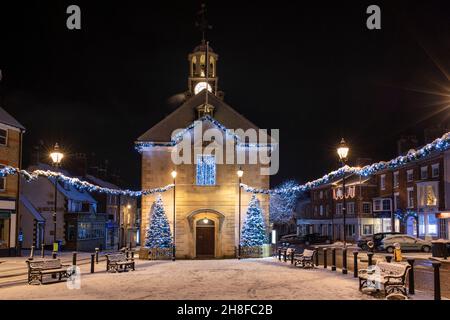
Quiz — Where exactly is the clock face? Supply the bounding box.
[194,82,212,95]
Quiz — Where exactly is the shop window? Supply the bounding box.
[362,225,373,235]
[345,224,356,237]
[428,214,438,236]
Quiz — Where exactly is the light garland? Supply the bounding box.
[135,115,273,152]
[241,131,450,194]
[3,131,449,198]
[0,166,173,197]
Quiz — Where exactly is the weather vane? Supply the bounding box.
[195,2,212,42]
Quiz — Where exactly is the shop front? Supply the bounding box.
[0,199,17,257]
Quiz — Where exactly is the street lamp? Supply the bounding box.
[50,143,64,252]
[337,138,349,247]
[171,169,177,261]
[237,167,244,260]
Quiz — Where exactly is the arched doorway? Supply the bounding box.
[196,218,215,258]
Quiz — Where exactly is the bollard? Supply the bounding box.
[72,252,77,266]
[367,252,374,266]
[290,250,295,265]
[95,248,99,264]
[283,249,287,262]
[342,248,348,275]
[323,248,327,269]
[126,250,130,259]
[51,251,57,279]
[91,253,95,273]
[41,245,45,258]
[278,248,282,261]
[331,248,336,271]
[432,262,441,301]
[385,255,393,263]
[315,247,319,266]
[407,259,415,295]
[29,246,35,260]
[353,251,358,278]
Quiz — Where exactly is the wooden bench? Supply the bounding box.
[26,259,71,285]
[358,261,410,296]
[106,253,135,273]
[293,249,316,268]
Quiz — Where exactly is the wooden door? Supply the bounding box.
[196,226,215,257]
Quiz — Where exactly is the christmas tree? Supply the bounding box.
[145,195,172,248]
[240,195,267,247]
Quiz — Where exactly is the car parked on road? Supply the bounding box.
[302,233,331,245]
[380,234,432,253]
[357,232,401,251]
[279,233,331,246]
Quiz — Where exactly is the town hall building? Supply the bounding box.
[135,40,271,259]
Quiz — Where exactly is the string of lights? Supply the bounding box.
[242,131,450,194]
[134,115,273,152]
[1,131,449,197]
[0,167,173,197]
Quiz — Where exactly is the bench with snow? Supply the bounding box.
[106,253,135,273]
[293,249,316,268]
[26,259,72,285]
[358,261,410,296]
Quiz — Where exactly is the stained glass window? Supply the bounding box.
[196,155,216,186]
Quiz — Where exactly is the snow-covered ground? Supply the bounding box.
[0,258,434,300]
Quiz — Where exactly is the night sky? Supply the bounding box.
[0,0,449,189]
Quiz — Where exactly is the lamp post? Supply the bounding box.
[337,138,349,247]
[126,204,132,249]
[237,167,244,260]
[50,143,64,252]
[171,170,177,261]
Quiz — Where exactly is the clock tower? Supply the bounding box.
[187,3,223,100]
[188,41,219,96]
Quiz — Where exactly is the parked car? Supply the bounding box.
[279,234,304,245]
[279,233,331,246]
[357,232,401,251]
[302,233,331,245]
[380,234,432,253]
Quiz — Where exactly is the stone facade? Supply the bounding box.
[138,42,270,259]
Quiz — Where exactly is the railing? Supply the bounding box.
[240,246,263,258]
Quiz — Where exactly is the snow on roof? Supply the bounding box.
[27,163,97,203]
[20,194,45,222]
[0,107,25,130]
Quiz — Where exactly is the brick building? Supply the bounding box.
[0,107,25,256]
[297,135,450,242]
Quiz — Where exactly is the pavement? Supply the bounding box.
[0,257,438,300]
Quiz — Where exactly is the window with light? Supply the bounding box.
[196,155,216,186]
